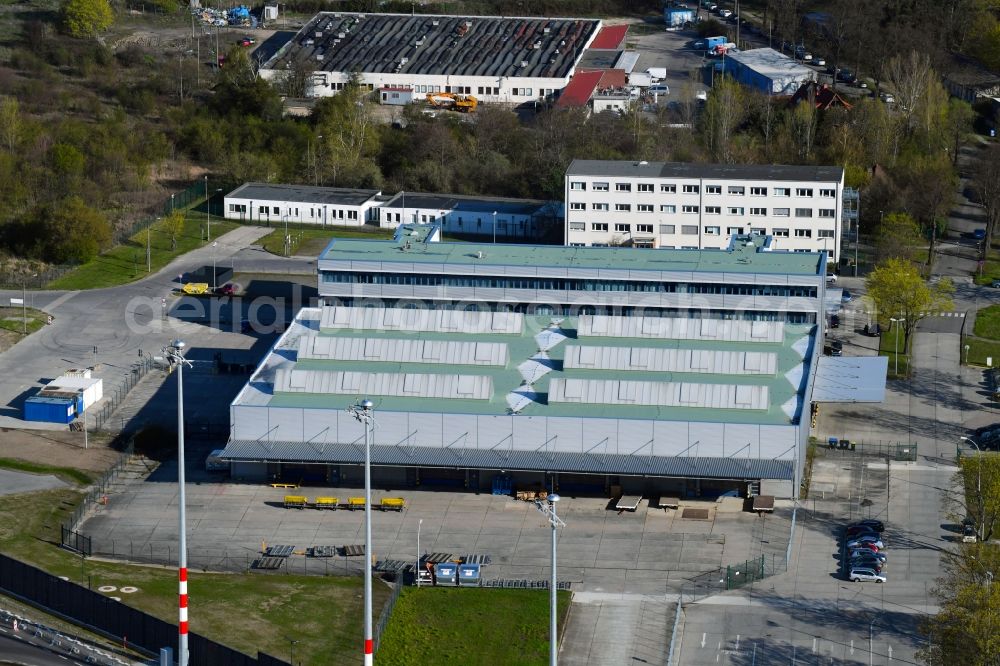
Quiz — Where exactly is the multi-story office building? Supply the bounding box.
[220,225,885,499]
[564,160,845,262]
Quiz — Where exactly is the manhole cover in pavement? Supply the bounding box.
[681,508,710,520]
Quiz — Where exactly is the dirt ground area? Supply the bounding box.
[0,429,120,473]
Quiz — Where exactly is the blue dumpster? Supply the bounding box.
[434,563,457,586]
[458,563,481,586]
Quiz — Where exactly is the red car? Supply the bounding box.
[215,283,236,296]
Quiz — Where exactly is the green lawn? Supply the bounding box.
[878,325,910,379]
[0,306,48,336]
[972,248,1000,286]
[377,587,570,666]
[258,226,394,257]
[0,457,91,485]
[974,305,1000,340]
[964,337,1000,367]
[47,213,238,290]
[0,481,388,665]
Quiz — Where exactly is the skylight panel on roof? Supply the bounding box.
[690,350,710,370]
[679,383,698,404]
[340,372,361,391]
[456,375,477,395]
[577,347,596,367]
[288,370,307,389]
[403,374,421,393]
[422,341,441,360]
[734,385,754,406]
[474,343,493,362]
[700,319,719,337]
[618,381,637,401]
[364,339,381,358]
[751,321,770,339]
[630,347,649,368]
[744,352,763,371]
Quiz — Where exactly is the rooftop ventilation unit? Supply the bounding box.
[521,60,529,67]
[400,57,409,65]
[432,19,439,26]
[465,20,472,27]
[543,26,551,34]
[337,32,345,38]
[533,40,541,49]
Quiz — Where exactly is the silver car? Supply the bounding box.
[850,567,886,583]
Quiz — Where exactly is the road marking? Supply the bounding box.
[735,634,740,650]
[850,639,854,655]
[889,645,893,661]
[812,637,817,653]
[701,633,706,648]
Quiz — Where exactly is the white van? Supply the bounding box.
[648,84,670,96]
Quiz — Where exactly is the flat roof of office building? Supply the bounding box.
[234,307,813,426]
[380,192,555,216]
[262,13,601,80]
[227,183,382,206]
[566,159,844,183]
[318,227,824,276]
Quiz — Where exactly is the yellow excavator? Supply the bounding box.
[425,92,478,112]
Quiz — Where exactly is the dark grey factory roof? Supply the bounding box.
[566,159,844,183]
[263,13,601,80]
[221,439,794,480]
[227,183,382,206]
[577,49,620,70]
[380,191,556,216]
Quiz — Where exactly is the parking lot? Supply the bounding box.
[81,471,792,595]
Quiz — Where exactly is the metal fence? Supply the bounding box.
[816,439,918,462]
[373,577,403,654]
[681,553,788,602]
[90,356,157,432]
[63,438,136,537]
[0,605,132,666]
[0,553,288,666]
[480,579,573,590]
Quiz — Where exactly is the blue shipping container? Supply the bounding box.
[24,396,76,424]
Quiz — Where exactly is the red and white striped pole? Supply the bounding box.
[172,340,190,666]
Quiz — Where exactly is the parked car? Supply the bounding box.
[992,279,1000,289]
[847,537,884,550]
[863,323,882,336]
[974,228,987,240]
[850,567,886,583]
[215,283,236,296]
[813,56,826,66]
[719,9,733,18]
[849,549,887,563]
[826,273,837,284]
[836,69,857,84]
[849,556,885,572]
[850,519,885,533]
[829,314,840,329]
[830,340,843,357]
[846,525,879,538]
[841,290,853,302]
[879,92,895,103]
[238,36,255,47]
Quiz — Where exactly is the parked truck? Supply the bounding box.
[646,67,667,82]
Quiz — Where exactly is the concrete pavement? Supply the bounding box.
[0,225,280,431]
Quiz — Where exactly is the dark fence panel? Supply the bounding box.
[0,553,288,666]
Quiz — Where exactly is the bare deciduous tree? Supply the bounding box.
[974,144,1000,259]
[883,50,935,134]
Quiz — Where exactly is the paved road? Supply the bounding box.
[675,323,964,664]
[0,225,283,430]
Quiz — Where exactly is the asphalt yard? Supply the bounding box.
[80,474,791,595]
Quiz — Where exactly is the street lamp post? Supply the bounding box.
[211,242,218,291]
[163,340,192,666]
[416,518,423,588]
[349,399,375,666]
[535,494,565,666]
[204,175,210,241]
[961,436,985,540]
[889,317,905,376]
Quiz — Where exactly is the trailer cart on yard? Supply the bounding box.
[615,495,643,511]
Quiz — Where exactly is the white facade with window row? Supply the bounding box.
[564,160,844,261]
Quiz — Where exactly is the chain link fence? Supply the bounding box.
[89,357,157,432]
[817,439,918,462]
[681,553,789,602]
[63,438,136,538]
[373,577,403,654]
[0,606,133,666]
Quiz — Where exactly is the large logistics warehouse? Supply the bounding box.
[220,225,886,499]
[260,12,603,104]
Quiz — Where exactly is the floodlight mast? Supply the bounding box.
[163,340,192,666]
[535,494,565,666]
[349,399,375,666]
